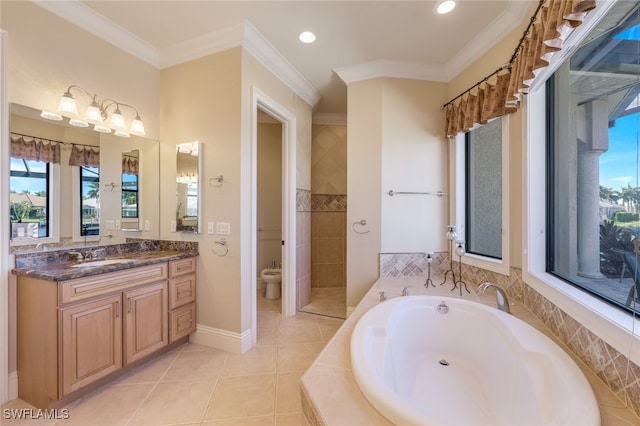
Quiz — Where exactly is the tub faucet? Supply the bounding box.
[477,282,511,314]
[402,286,410,296]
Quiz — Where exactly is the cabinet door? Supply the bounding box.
[124,282,168,364]
[61,294,122,396]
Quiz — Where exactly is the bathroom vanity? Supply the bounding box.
[13,242,197,409]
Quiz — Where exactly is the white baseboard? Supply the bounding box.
[190,324,252,354]
[346,306,355,318]
[8,371,17,400]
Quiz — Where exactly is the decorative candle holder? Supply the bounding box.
[424,253,435,288]
[452,241,470,295]
[440,225,457,286]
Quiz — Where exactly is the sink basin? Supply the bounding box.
[70,259,136,268]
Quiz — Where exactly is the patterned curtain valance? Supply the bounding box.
[444,0,597,138]
[68,144,100,167]
[122,156,139,175]
[10,136,61,164]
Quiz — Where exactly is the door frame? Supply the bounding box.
[250,87,296,346]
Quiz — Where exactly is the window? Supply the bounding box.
[465,118,502,259]
[547,1,640,315]
[121,171,138,218]
[10,158,50,239]
[80,166,100,236]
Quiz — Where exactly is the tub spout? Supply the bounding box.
[477,282,511,314]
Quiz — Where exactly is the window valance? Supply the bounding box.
[122,156,139,175]
[10,135,61,164]
[444,0,596,138]
[68,145,100,167]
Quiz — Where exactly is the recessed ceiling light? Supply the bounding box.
[299,31,316,44]
[435,0,456,14]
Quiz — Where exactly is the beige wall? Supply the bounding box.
[346,78,448,307]
[257,122,283,275]
[2,2,160,377]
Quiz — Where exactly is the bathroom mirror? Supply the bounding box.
[175,141,201,233]
[9,103,161,246]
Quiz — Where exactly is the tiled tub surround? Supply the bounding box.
[301,275,640,425]
[13,240,198,280]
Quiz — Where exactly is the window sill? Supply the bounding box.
[462,253,509,276]
[523,269,640,368]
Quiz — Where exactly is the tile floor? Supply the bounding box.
[2,291,344,425]
[299,288,346,319]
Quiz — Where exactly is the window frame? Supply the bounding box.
[451,116,510,275]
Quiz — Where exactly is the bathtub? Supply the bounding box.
[350,296,600,426]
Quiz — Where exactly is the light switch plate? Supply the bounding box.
[105,220,115,230]
[115,220,121,231]
[145,220,151,231]
[208,222,215,234]
[216,222,230,235]
[170,220,177,232]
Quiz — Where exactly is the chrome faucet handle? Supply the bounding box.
[402,286,410,296]
[68,251,84,262]
[379,291,387,302]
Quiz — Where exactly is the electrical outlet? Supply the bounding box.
[170,220,177,232]
[105,220,115,230]
[216,222,230,235]
[208,222,215,234]
[115,220,121,231]
[145,220,151,231]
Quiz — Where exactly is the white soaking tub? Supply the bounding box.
[350,296,600,426]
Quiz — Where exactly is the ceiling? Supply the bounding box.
[38,1,535,116]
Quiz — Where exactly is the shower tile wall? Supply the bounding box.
[297,189,312,309]
[311,124,347,289]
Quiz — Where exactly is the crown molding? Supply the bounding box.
[242,21,321,108]
[312,113,347,126]
[335,1,531,85]
[32,0,160,67]
[334,59,448,85]
[443,1,531,78]
[159,23,245,69]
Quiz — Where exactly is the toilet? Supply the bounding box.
[260,268,282,299]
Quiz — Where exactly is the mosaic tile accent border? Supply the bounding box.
[297,188,311,212]
[379,251,640,417]
[379,252,447,278]
[311,194,347,212]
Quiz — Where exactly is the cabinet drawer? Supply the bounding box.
[169,257,196,278]
[169,274,196,310]
[60,263,168,305]
[169,302,196,343]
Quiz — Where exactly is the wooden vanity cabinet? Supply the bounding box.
[17,258,196,409]
[168,258,197,342]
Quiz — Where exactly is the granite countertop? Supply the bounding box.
[300,276,640,426]
[12,240,198,282]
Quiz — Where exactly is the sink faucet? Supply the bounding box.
[68,251,85,262]
[477,282,511,314]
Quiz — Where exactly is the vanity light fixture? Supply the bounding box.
[299,31,316,44]
[40,85,146,137]
[435,0,456,14]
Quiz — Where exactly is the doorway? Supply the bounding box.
[250,88,297,347]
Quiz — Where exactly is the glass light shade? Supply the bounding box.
[85,103,103,122]
[436,0,456,14]
[69,118,89,127]
[427,254,433,264]
[129,116,145,136]
[109,110,126,131]
[57,92,78,115]
[455,242,465,257]
[40,111,63,121]
[93,124,112,133]
[115,130,130,138]
[446,226,457,241]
